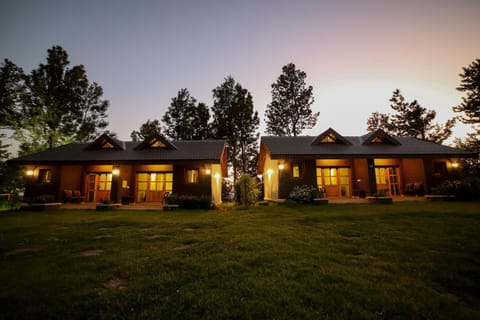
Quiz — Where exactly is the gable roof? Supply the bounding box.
[9,137,227,165]
[86,133,125,150]
[260,132,476,160]
[361,129,401,145]
[311,128,352,145]
[135,134,177,150]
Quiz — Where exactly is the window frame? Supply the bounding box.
[185,169,199,184]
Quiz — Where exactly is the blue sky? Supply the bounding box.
[1,0,479,146]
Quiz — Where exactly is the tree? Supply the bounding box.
[265,63,318,136]
[453,58,480,126]
[130,119,162,141]
[161,88,210,140]
[8,46,109,155]
[212,76,259,181]
[0,59,24,127]
[366,89,455,144]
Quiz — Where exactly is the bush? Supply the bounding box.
[288,185,319,203]
[33,194,56,203]
[234,175,259,206]
[165,194,212,209]
[431,178,480,200]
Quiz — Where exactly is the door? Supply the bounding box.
[87,174,96,202]
[316,167,351,198]
[96,173,112,202]
[375,167,400,195]
[136,172,173,203]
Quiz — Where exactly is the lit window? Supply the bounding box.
[186,169,198,184]
[38,169,52,183]
[99,173,112,191]
[292,165,300,178]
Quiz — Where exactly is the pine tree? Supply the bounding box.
[265,63,318,136]
[366,89,455,143]
[162,88,210,140]
[453,58,480,126]
[4,46,109,155]
[212,76,259,181]
[130,119,162,141]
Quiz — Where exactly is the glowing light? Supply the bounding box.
[151,173,156,181]
[278,163,285,170]
[26,169,34,176]
[112,167,120,176]
[214,173,221,181]
[267,169,273,178]
[205,168,211,175]
[451,162,459,168]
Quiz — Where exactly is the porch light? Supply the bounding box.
[112,167,120,176]
[267,169,273,178]
[451,162,459,168]
[26,169,34,176]
[205,168,211,175]
[278,163,285,170]
[214,173,221,182]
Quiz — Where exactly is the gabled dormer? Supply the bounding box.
[135,134,177,150]
[86,134,125,150]
[311,128,352,145]
[362,129,401,145]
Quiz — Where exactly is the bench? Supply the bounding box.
[63,190,85,203]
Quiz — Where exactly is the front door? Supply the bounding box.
[87,174,96,202]
[316,167,351,197]
[86,173,112,202]
[375,167,400,196]
[136,172,173,203]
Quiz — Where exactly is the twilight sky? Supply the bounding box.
[1,0,479,144]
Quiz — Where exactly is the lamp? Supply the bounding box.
[278,163,285,170]
[205,168,211,175]
[267,168,273,178]
[451,162,459,169]
[214,173,221,182]
[26,169,34,176]
[112,166,120,176]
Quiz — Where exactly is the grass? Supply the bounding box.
[0,202,479,319]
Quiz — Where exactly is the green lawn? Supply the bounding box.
[0,202,479,319]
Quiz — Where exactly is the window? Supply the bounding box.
[98,173,112,191]
[292,165,300,178]
[434,162,447,177]
[38,169,52,183]
[186,169,199,184]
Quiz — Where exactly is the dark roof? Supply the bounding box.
[9,139,227,165]
[261,133,476,159]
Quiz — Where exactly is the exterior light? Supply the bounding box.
[214,173,221,181]
[267,169,273,178]
[451,162,459,168]
[205,168,211,175]
[278,163,285,170]
[26,169,34,176]
[112,167,120,176]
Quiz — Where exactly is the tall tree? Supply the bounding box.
[130,119,162,141]
[453,58,480,126]
[366,89,455,144]
[8,46,109,155]
[265,63,318,136]
[162,88,210,140]
[0,59,24,128]
[212,76,259,181]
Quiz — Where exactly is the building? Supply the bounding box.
[258,128,476,200]
[9,134,227,204]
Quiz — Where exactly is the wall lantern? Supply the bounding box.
[278,163,285,170]
[214,173,221,182]
[26,169,35,176]
[112,166,120,176]
[266,168,273,178]
[205,168,211,175]
[451,162,459,169]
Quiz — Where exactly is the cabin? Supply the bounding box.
[9,134,227,205]
[258,128,476,200]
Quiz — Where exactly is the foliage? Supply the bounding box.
[367,89,455,143]
[430,178,480,200]
[130,119,162,141]
[32,194,56,204]
[211,76,259,180]
[0,59,24,127]
[1,46,109,156]
[288,185,319,203]
[453,58,480,126]
[234,175,259,206]
[265,63,318,136]
[162,88,210,140]
[454,131,480,176]
[0,136,23,209]
[165,194,212,209]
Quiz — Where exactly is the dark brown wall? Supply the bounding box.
[278,160,316,199]
[24,165,61,202]
[172,163,211,197]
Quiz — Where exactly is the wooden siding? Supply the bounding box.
[278,159,316,199]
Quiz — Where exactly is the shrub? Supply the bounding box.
[234,175,259,206]
[165,194,212,209]
[431,178,480,200]
[288,185,319,203]
[33,194,56,203]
